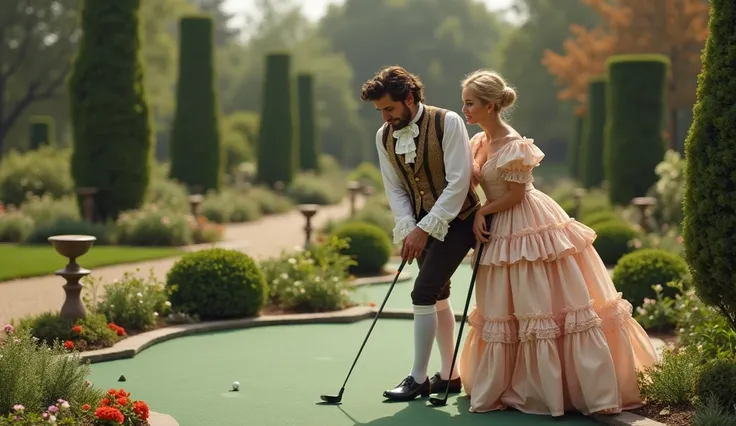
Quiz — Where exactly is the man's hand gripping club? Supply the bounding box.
[401,227,429,264]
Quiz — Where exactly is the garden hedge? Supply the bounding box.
[67,0,153,221]
[605,54,669,206]
[257,53,296,187]
[568,113,584,179]
[29,116,55,150]
[297,73,319,172]
[169,15,223,193]
[579,76,607,189]
[682,0,736,330]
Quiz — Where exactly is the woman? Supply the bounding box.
[456,69,658,417]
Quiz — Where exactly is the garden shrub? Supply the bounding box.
[166,248,268,319]
[322,200,394,241]
[568,114,584,179]
[257,53,296,187]
[11,312,120,353]
[23,218,112,245]
[348,162,383,191]
[260,236,355,312]
[612,248,689,309]
[693,394,736,426]
[67,0,153,221]
[604,54,669,206]
[28,116,55,150]
[115,205,194,246]
[0,326,105,416]
[198,189,261,223]
[591,219,640,266]
[19,194,80,228]
[331,221,392,275]
[297,73,319,172]
[695,358,736,412]
[0,147,73,207]
[648,150,685,229]
[579,76,607,189]
[144,176,190,213]
[169,15,223,193]
[682,0,736,333]
[286,172,344,205]
[579,210,621,228]
[247,186,293,215]
[0,210,34,243]
[637,345,702,406]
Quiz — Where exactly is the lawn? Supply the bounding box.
[0,244,183,281]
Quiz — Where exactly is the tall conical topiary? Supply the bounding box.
[297,73,318,172]
[169,15,222,193]
[68,0,153,221]
[257,53,296,187]
[579,76,607,189]
[604,54,669,205]
[683,0,736,331]
[29,116,55,150]
[568,113,584,179]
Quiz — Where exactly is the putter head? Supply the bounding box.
[319,388,344,404]
[428,396,448,406]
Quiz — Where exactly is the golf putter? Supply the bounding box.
[429,217,490,407]
[320,258,408,404]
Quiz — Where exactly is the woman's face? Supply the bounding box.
[461,87,490,125]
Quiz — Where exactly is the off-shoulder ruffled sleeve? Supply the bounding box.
[495,138,545,184]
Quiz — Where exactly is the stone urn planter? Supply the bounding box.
[48,235,96,320]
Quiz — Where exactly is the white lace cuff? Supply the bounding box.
[392,216,416,244]
[417,213,450,242]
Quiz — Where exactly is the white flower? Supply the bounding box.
[153,312,159,317]
[314,277,321,282]
[288,258,297,264]
[165,301,172,307]
[136,292,143,298]
[653,284,663,292]
[294,281,302,286]
[280,273,289,280]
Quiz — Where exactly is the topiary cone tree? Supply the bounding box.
[29,116,55,150]
[568,113,584,180]
[579,76,607,189]
[297,73,319,172]
[67,0,153,221]
[257,53,296,187]
[169,15,222,194]
[682,0,736,331]
[604,54,669,206]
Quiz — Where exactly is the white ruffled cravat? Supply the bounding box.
[393,123,419,164]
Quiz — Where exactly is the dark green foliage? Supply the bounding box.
[331,221,392,275]
[696,359,736,412]
[257,53,296,187]
[683,0,736,332]
[579,76,607,189]
[166,248,268,319]
[28,116,55,150]
[297,73,319,172]
[568,114,584,179]
[611,248,689,309]
[67,0,153,222]
[605,54,669,205]
[168,15,222,193]
[23,219,112,245]
[591,219,641,266]
[579,210,621,228]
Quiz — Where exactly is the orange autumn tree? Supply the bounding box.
[543,0,710,125]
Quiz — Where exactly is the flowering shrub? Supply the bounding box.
[82,268,173,332]
[12,312,121,352]
[115,204,223,247]
[0,208,34,243]
[260,236,356,312]
[634,283,676,332]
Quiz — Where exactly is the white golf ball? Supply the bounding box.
[232,381,240,391]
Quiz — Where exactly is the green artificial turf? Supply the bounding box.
[88,320,601,426]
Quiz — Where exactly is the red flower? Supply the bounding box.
[133,401,149,420]
[81,403,91,411]
[63,340,74,350]
[95,406,124,423]
[115,389,130,399]
[116,397,129,406]
[107,323,126,336]
[72,325,83,334]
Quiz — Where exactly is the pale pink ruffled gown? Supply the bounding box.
[458,137,658,417]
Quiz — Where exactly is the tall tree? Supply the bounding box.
[0,0,79,154]
[297,73,318,172]
[682,0,736,331]
[68,0,154,221]
[542,0,709,135]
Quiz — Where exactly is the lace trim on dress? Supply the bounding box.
[468,309,517,344]
[501,170,535,184]
[417,213,450,241]
[392,216,416,245]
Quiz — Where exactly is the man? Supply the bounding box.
[360,65,480,401]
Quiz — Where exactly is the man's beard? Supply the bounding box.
[391,102,412,129]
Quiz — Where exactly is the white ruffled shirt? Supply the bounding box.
[375,103,473,244]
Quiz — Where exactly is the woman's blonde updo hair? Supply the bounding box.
[462,69,517,112]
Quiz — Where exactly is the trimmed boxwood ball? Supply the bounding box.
[591,220,641,265]
[695,359,736,412]
[611,248,689,309]
[331,221,392,275]
[166,248,268,319]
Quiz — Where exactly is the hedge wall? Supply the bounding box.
[297,73,318,172]
[579,76,607,189]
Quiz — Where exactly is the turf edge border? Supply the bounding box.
[149,411,179,426]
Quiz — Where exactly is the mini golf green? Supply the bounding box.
[351,261,475,312]
[88,319,601,426]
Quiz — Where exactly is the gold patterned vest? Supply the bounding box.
[382,105,480,221]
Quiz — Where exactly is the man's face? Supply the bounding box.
[373,94,412,129]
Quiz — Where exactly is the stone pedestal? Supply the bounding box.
[298,204,319,249]
[48,235,96,320]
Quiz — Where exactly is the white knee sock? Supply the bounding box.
[410,304,437,383]
[435,298,459,380]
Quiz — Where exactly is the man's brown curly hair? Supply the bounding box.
[360,66,425,104]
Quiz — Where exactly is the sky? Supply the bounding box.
[222,0,518,29]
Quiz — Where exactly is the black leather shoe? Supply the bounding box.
[383,375,430,401]
[429,372,462,394]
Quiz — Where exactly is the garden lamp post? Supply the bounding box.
[188,194,203,216]
[77,187,98,222]
[631,196,657,232]
[299,204,319,249]
[347,181,362,216]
